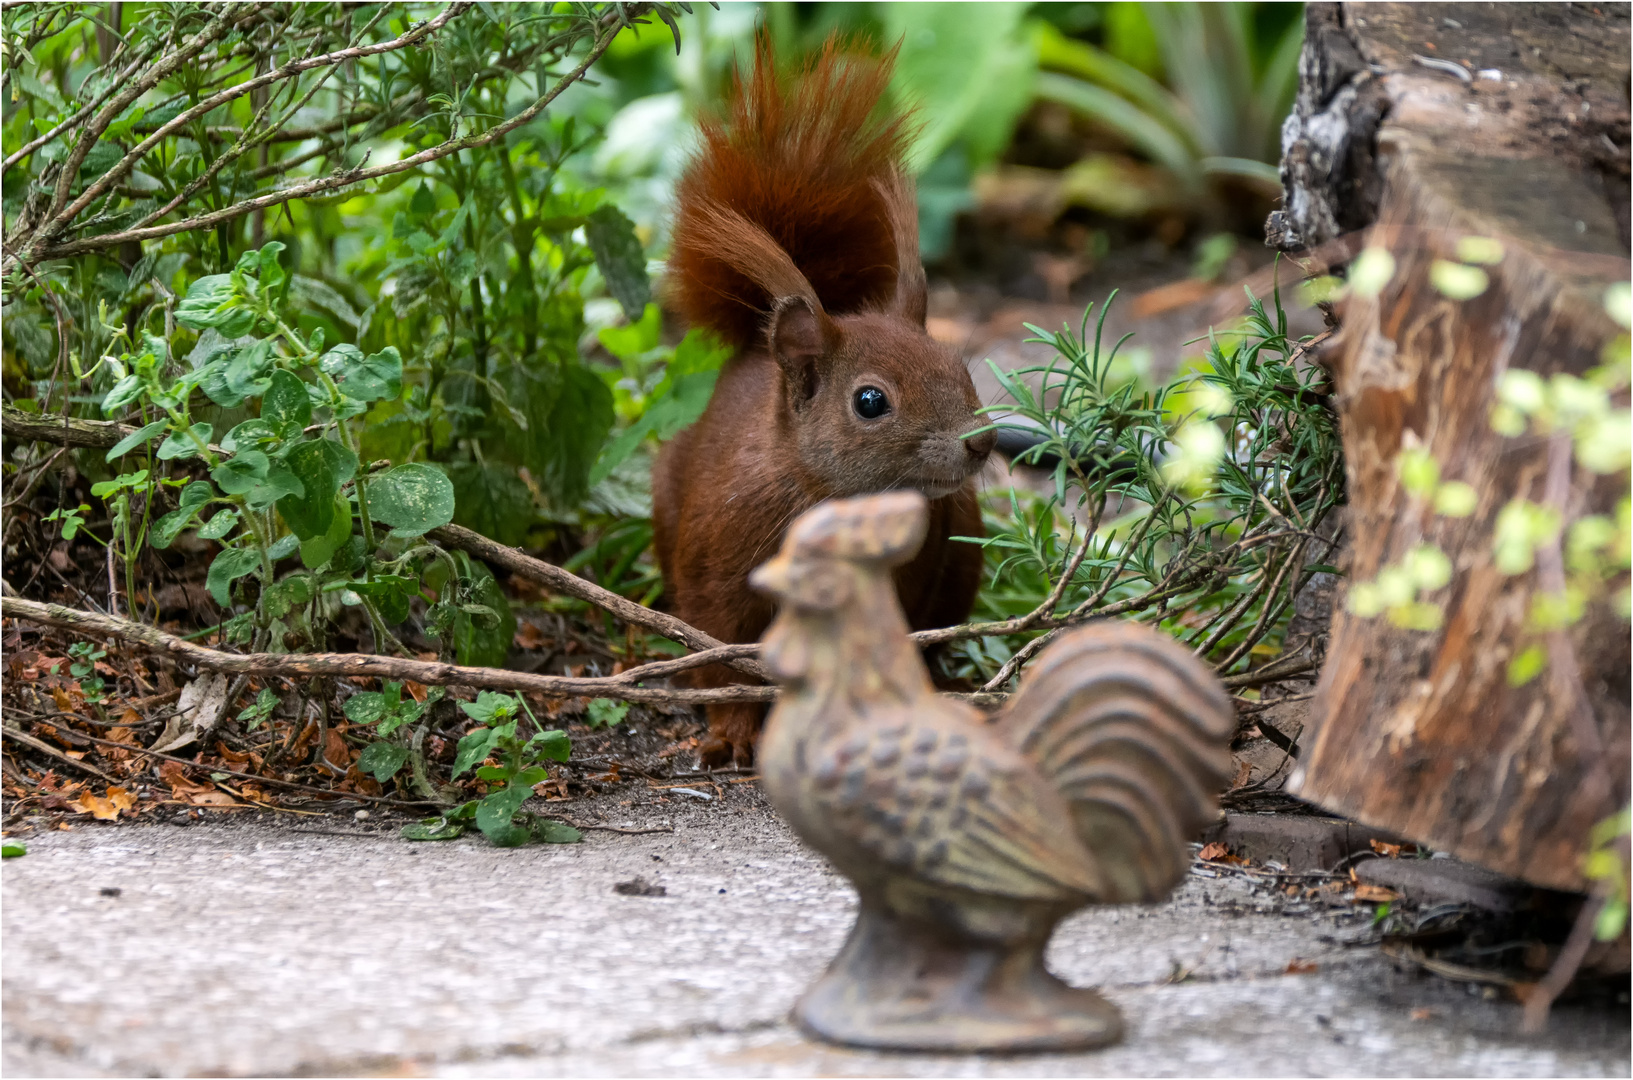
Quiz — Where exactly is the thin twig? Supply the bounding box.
[2,597,778,705]
[1522,882,1610,1033]
[1,726,118,782]
[60,728,440,808]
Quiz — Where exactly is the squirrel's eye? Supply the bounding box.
[853,386,890,420]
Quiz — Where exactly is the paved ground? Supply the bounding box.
[3,792,1628,1078]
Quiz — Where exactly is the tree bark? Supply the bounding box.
[1278,3,1631,892]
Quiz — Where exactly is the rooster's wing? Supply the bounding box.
[809,709,1104,902]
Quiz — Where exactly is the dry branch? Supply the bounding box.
[1,598,776,705]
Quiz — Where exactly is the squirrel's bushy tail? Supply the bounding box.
[998,622,1236,904]
[667,35,914,348]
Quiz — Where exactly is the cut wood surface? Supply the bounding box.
[1279,3,1631,892]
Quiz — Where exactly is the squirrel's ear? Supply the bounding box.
[770,296,837,410]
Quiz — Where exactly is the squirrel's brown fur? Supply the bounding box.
[653,36,995,766]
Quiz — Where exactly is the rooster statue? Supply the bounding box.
[749,491,1236,1052]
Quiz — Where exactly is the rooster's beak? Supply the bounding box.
[749,555,792,597]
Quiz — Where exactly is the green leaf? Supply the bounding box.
[279,438,355,539]
[532,819,582,844]
[410,180,437,217]
[211,451,271,495]
[460,691,521,727]
[224,340,276,399]
[512,766,550,788]
[451,560,515,668]
[366,463,455,539]
[299,496,353,569]
[245,465,305,511]
[261,576,313,619]
[475,785,535,846]
[91,469,148,499]
[452,724,506,778]
[357,741,409,783]
[262,369,312,437]
[520,362,614,507]
[157,423,213,461]
[585,203,651,321]
[1507,644,1546,686]
[586,699,629,729]
[401,817,466,841]
[176,274,254,335]
[106,420,169,462]
[102,374,145,414]
[206,546,263,607]
[446,462,534,546]
[150,482,215,549]
[597,303,662,361]
[1,842,25,858]
[527,728,572,763]
[321,344,401,403]
[196,508,239,540]
[590,367,718,486]
[223,419,278,453]
[377,700,427,738]
[344,691,388,725]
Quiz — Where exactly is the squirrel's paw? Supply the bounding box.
[699,707,759,768]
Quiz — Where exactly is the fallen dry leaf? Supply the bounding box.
[184,790,239,807]
[1284,959,1319,975]
[1370,839,1403,858]
[1409,1008,1435,1021]
[1353,884,1400,903]
[323,727,353,768]
[68,793,119,820]
[1198,842,1231,861]
[107,787,135,813]
[158,760,214,797]
[514,622,549,650]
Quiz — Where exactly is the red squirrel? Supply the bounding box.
[652,37,995,767]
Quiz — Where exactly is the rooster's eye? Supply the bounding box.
[854,386,889,420]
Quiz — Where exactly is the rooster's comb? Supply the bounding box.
[785,491,929,565]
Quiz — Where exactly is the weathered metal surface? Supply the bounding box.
[750,491,1235,1052]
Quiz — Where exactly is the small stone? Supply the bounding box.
[99,887,121,898]
[354,810,371,821]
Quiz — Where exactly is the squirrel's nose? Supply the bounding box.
[963,427,997,460]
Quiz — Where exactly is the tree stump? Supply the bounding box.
[1274,4,1630,892]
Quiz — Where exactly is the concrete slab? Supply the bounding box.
[2,794,1626,1078]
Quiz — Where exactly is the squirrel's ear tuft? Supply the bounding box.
[875,172,927,328]
[770,296,836,408]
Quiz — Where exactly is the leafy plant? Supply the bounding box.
[402,691,580,847]
[1032,2,1301,211]
[3,3,689,556]
[964,280,1342,689]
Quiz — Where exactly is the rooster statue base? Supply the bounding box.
[750,491,1236,1053]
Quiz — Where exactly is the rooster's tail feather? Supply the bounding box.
[999,622,1236,904]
